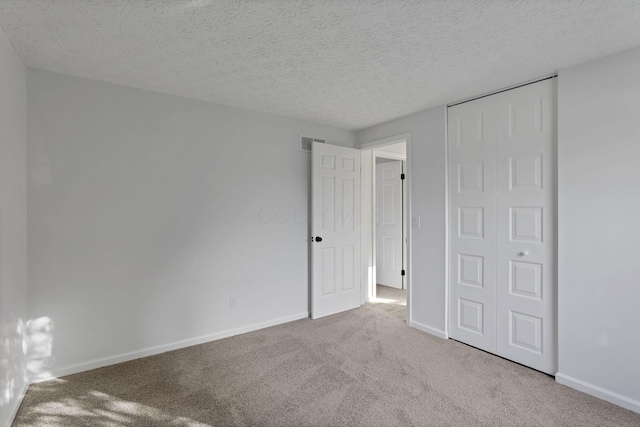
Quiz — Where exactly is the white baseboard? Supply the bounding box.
[410,320,449,340]
[556,372,640,414]
[3,381,28,427]
[31,312,309,383]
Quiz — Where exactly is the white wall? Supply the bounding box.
[27,69,354,378]
[356,107,448,337]
[0,26,28,426]
[18,40,640,418]
[557,46,640,413]
[360,149,374,302]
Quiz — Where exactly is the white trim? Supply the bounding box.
[3,381,28,426]
[401,159,407,292]
[556,373,640,414]
[410,320,449,340]
[444,106,450,337]
[30,312,309,383]
[405,135,413,327]
[356,133,411,150]
[371,154,378,299]
[373,150,406,161]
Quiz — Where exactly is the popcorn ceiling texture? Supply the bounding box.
[1,0,639,130]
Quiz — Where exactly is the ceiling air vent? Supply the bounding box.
[300,136,325,152]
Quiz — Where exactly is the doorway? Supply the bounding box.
[375,157,404,290]
[359,136,409,324]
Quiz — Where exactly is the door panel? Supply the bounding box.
[376,160,403,289]
[312,142,361,319]
[448,96,497,353]
[496,79,556,374]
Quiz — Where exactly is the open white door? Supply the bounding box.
[311,142,361,319]
[376,160,403,289]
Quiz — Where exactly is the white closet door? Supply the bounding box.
[495,79,556,374]
[448,79,556,374]
[448,96,497,354]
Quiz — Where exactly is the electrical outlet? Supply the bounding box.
[230,296,238,309]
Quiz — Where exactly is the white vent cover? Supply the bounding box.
[300,135,325,152]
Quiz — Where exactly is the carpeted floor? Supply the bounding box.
[13,299,640,427]
[373,284,406,323]
[375,284,406,305]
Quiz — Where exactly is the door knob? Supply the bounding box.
[315,236,323,242]
[518,250,529,257]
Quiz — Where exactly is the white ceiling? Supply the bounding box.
[1,1,639,130]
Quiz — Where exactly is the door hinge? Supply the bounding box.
[401,173,405,180]
[401,270,406,276]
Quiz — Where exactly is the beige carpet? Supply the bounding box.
[13,301,640,427]
[374,284,406,323]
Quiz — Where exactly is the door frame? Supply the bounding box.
[357,133,411,325]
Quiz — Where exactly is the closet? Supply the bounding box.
[448,78,556,374]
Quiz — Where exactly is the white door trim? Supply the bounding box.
[444,107,450,338]
[357,133,411,150]
[358,133,411,326]
[373,150,406,162]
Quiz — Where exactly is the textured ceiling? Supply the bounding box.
[1,1,640,130]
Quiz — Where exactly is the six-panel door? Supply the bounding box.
[376,160,403,289]
[311,141,362,319]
